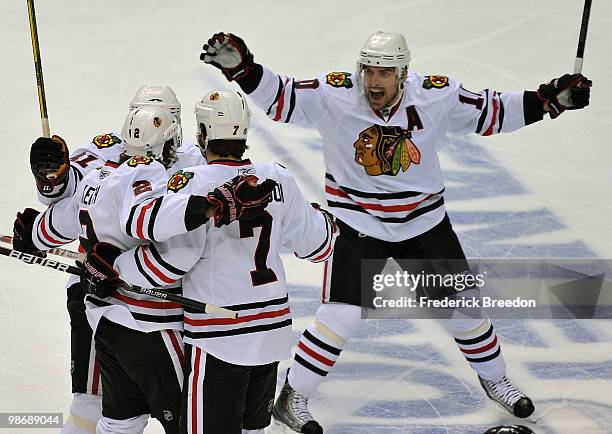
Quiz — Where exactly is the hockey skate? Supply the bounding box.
[272,378,323,434]
[479,375,535,419]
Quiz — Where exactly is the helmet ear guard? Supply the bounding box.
[121,106,182,168]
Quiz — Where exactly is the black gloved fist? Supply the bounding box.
[30,135,70,194]
[537,73,592,119]
[78,242,122,299]
[206,175,278,228]
[201,32,255,81]
[13,208,43,256]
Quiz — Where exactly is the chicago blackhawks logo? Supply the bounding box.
[326,72,353,89]
[353,125,421,176]
[209,92,220,101]
[422,75,449,90]
[167,170,194,192]
[127,155,153,167]
[92,133,122,149]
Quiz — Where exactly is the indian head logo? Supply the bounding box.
[92,133,122,149]
[353,125,421,176]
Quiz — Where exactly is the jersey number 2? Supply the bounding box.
[239,211,278,286]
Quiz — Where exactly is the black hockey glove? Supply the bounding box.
[537,73,592,119]
[78,242,122,299]
[205,175,278,228]
[30,135,70,195]
[201,32,255,81]
[12,208,44,256]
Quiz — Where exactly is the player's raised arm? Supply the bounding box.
[200,32,328,126]
[446,73,591,136]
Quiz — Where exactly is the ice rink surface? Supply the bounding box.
[1,0,612,432]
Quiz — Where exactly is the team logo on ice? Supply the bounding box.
[422,75,449,90]
[326,72,353,89]
[127,156,153,167]
[354,125,421,176]
[92,133,122,149]
[167,170,194,192]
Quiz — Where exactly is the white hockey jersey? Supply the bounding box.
[114,159,337,365]
[248,68,531,241]
[31,157,205,333]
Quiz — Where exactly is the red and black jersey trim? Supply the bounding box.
[207,159,252,166]
[86,296,184,323]
[184,295,289,314]
[125,197,164,241]
[35,206,74,248]
[325,173,424,199]
[328,196,445,223]
[497,97,505,133]
[476,89,490,134]
[184,319,292,339]
[285,81,297,123]
[133,243,186,287]
[266,76,285,116]
[297,214,335,262]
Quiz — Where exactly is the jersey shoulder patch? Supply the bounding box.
[126,155,154,167]
[422,75,450,90]
[325,72,353,89]
[92,133,122,149]
[167,169,194,193]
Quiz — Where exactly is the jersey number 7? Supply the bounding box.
[239,211,278,286]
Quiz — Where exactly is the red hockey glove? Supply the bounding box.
[78,242,122,299]
[206,175,277,228]
[537,73,592,119]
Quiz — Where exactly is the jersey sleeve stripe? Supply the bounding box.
[140,245,177,284]
[266,76,284,116]
[136,199,158,240]
[475,89,489,134]
[285,81,297,123]
[133,248,159,287]
[185,306,290,326]
[497,98,505,133]
[125,204,138,237]
[38,210,68,246]
[147,197,163,242]
[483,91,499,136]
[272,78,290,122]
[148,243,186,276]
[46,206,73,242]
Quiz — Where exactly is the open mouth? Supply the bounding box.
[368,89,385,102]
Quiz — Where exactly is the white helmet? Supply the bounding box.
[194,90,251,146]
[359,31,411,81]
[129,85,182,122]
[121,106,182,168]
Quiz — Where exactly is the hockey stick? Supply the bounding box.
[0,234,83,260]
[574,0,592,73]
[26,0,50,138]
[0,245,237,318]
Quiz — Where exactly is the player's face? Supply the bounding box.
[354,126,382,175]
[362,66,401,111]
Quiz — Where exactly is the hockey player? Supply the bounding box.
[14,105,276,434]
[81,90,337,434]
[200,31,592,432]
[13,85,205,434]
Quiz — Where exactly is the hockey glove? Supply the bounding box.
[78,242,122,299]
[30,135,70,195]
[12,208,44,256]
[206,175,277,228]
[537,73,592,119]
[201,32,255,81]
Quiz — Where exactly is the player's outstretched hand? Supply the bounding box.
[78,242,122,299]
[537,73,592,119]
[13,208,44,256]
[206,175,278,228]
[30,135,70,193]
[201,32,255,81]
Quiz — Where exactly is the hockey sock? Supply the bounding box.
[288,303,362,397]
[61,393,102,434]
[444,318,506,381]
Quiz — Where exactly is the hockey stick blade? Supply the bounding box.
[0,245,237,318]
[1,234,83,260]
